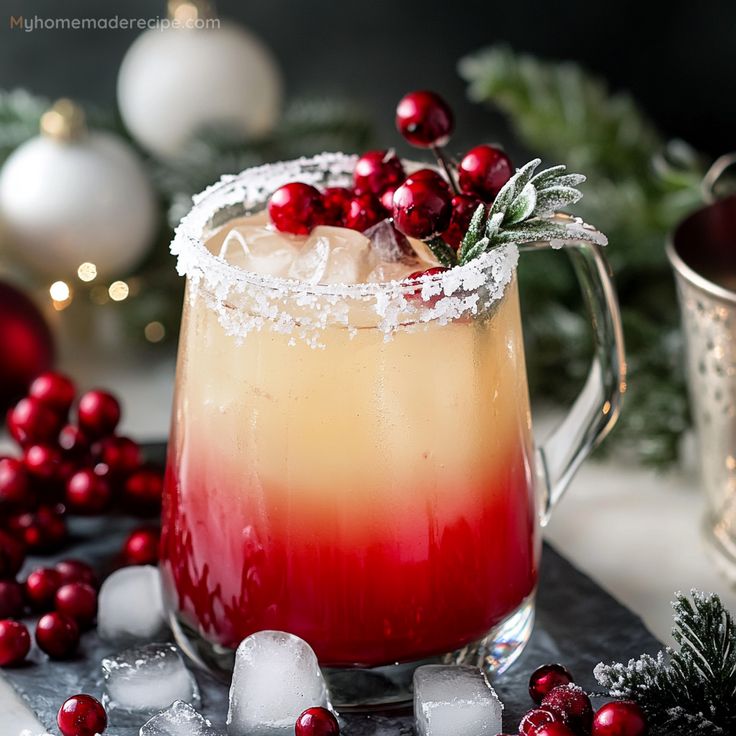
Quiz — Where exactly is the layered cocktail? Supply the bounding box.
[162,223,536,667]
[162,93,624,707]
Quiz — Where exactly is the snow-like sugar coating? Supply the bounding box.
[170,153,592,347]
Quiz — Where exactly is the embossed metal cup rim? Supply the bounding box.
[667,193,736,304]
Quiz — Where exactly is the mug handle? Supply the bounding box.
[519,239,626,523]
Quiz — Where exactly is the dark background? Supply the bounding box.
[0,0,734,155]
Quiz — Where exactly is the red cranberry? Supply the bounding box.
[124,466,164,507]
[344,193,384,232]
[77,390,121,439]
[58,424,90,457]
[542,684,594,735]
[379,187,398,213]
[353,150,405,196]
[268,182,324,235]
[321,186,352,226]
[7,396,61,445]
[39,503,67,536]
[442,194,484,249]
[7,512,38,549]
[25,567,63,611]
[295,706,340,736]
[35,611,79,659]
[29,372,76,414]
[0,619,31,666]
[57,694,107,736]
[55,583,97,628]
[592,701,647,736]
[122,527,160,566]
[396,90,454,148]
[23,443,63,482]
[392,179,452,239]
[404,168,450,192]
[0,580,25,618]
[458,144,513,202]
[55,559,98,589]
[9,506,67,552]
[0,456,33,508]
[533,725,576,736]
[93,436,141,476]
[519,707,566,735]
[66,469,111,515]
[530,663,575,704]
[0,530,25,578]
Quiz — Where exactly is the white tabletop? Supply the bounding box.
[2,352,735,734]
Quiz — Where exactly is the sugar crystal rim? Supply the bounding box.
[170,152,519,298]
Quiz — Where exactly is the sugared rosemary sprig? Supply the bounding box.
[456,158,599,265]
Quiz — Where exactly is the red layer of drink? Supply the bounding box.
[161,444,537,666]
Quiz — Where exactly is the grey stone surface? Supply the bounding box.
[4,447,662,734]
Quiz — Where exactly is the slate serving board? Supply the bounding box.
[3,444,662,734]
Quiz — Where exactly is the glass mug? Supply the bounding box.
[161,154,625,708]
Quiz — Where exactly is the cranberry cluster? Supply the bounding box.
[500,663,648,736]
[0,371,163,668]
[4,373,164,525]
[267,90,513,270]
[0,558,95,664]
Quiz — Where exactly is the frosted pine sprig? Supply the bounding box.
[594,591,736,735]
[457,158,604,266]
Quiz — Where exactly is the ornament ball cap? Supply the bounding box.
[40,99,86,142]
[167,0,216,23]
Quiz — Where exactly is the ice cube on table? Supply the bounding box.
[97,565,167,643]
[219,222,299,277]
[289,226,374,284]
[140,700,219,736]
[103,642,200,714]
[227,630,331,736]
[364,219,417,264]
[413,665,503,736]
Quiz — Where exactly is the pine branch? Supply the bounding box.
[0,89,49,164]
[272,98,373,158]
[594,592,736,735]
[459,46,663,179]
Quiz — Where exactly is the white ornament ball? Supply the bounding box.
[117,20,282,158]
[0,131,157,279]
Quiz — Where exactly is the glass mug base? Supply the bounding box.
[168,591,535,711]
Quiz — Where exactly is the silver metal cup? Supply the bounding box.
[667,178,736,582]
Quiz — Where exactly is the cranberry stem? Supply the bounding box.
[431,145,460,195]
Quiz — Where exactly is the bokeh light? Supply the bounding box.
[77,262,98,282]
[108,281,130,301]
[144,321,166,343]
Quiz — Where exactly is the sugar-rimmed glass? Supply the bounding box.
[161,153,625,709]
